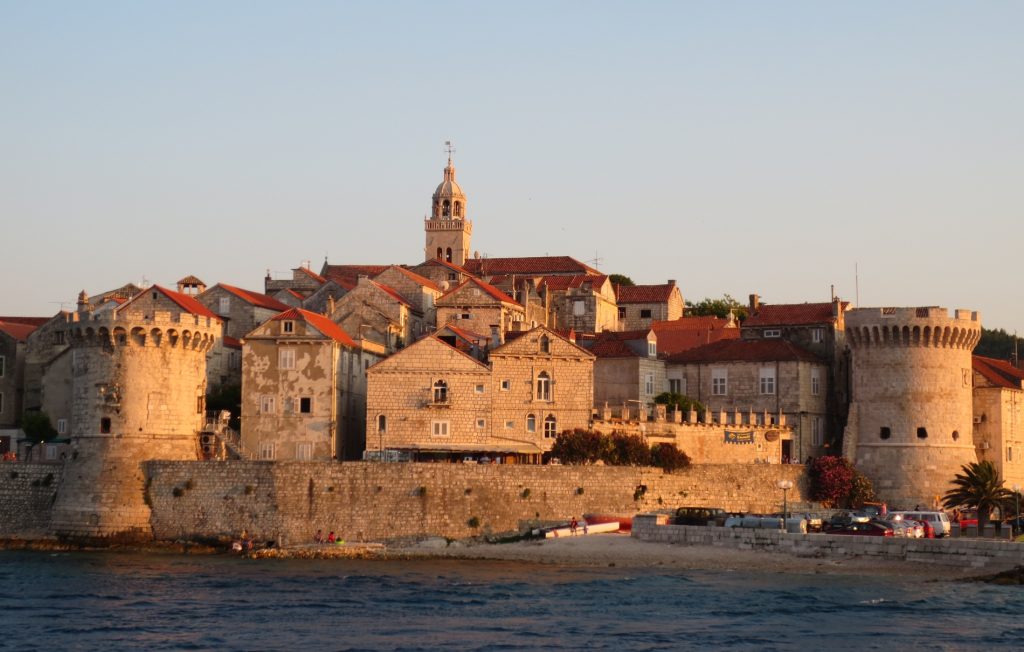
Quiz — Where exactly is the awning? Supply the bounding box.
[393,442,543,454]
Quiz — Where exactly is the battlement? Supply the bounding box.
[64,310,219,352]
[64,309,220,330]
[846,306,981,350]
[424,217,473,234]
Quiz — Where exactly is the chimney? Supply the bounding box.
[749,294,760,313]
[668,279,676,286]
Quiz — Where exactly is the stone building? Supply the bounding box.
[651,314,740,357]
[48,285,221,540]
[972,355,1024,489]
[615,281,684,331]
[373,265,443,328]
[365,326,594,462]
[0,319,42,450]
[488,274,618,334]
[435,277,526,344]
[408,258,471,291]
[264,264,328,299]
[424,153,472,266]
[665,338,829,463]
[196,283,290,389]
[843,306,982,509]
[241,308,380,461]
[329,276,424,354]
[584,329,666,411]
[19,316,72,449]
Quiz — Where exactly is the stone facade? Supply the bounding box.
[593,418,788,465]
[843,306,982,509]
[330,276,420,354]
[615,281,684,331]
[197,284,289,389]
[435,278,526,342]
[972,357,1024,489]
[0,463,63,538]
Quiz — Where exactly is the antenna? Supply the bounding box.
[854,263,860,307]
[585,250,604,269]
[48,301,70,311]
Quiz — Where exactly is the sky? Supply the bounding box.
[1,1,1021,331]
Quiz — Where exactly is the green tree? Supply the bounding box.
[550,428,607,464]
[975,328,1021,361]
[20,411,58,444]
[651,443,690,473]
[685,294,748,321]
[603,432,651,466]
[943,461,1012,528]
[206,383,241,431]
[609,274,635,287]
[654,392,705,417]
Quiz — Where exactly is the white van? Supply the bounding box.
[892,511,951,537]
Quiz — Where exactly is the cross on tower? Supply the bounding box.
[444,140,456,162]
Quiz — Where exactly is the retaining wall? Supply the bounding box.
[0,464,62,538]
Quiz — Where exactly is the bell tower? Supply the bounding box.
[424,142,472,266]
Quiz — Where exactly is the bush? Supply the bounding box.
[604,432,651,466]
[654,392,706,416]
[20,412,57,444]
[807,456,875,508]
[651,444,691,473]
[467,516,480,528]
[550,428,607,464]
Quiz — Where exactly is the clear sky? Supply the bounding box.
[2,1,1021,331]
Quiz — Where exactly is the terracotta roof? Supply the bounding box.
[121,285,220,320]
[0,316,52,327]
[651,316,741,355]
[654,316,730,331]
[590,339,643,359]
[616,283,677,304]
[596,329,654,341]
[217,284,291,312]
[271,308,356,347]
[177,275,205,286]
[223,336,242,349]
[286,289,307,300]
[462,256,602,276]
[744,301,848,328]
[439,323,490,343]
[297,266,327,283]
[321,264,388,285]
[974,356,1024,390]
[541,274,608,291]
[665,338,824,364]
[440,277,519,306]
[0,320,40,342]
[386,266,442,292]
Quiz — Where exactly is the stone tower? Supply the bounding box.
[424,152,472,266]
[49,286,220,541]
[843,306,981,509]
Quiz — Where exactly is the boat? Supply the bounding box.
[583,513,634,532]
[543,520,621,538]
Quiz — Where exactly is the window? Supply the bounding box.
[279,349,295,370]
[432,380,448,403]
[536,372,551,401]
[295,442,312,461]
[640,309,652,319]
[100,417,111,433]
[763,329,781,338]
[526,414,536,432]
[505,420,514,429]
[618,307,626,319]
[260,395,276,414]
[218,297,230,315]
[573,300,585,316]
[475,384,485,394]
[259,441,276,460]
[197,395,205,414]
[377,415,387,433]
[917,427,928,439]
[669,378,681,395]
[57,418,67,434]
[0,355,4,377]
[431,420,450,437]
[812,418,823,446]
[460,313,470,320]
[759,368,776,395]
[501,379,510,391]
[53,331,66,345]
[811,370,821,396]
[544,415,557,438]
[1009,446,1014,462]
[282,320,295,334]
[299,397,312,414]
[812,328,824,343]
[880,427,891,440]
[647,341,656,357]
[46,445,58,461]
[476,418,486,429]
[645,373,655,396]
[711,368,727,396]
[540,336,550,354]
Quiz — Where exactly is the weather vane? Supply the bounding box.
[444,140,456,162]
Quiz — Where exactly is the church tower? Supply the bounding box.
[424,145,472,266]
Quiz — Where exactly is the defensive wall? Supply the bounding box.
[633,515,1024,570]
[0,464,62,539]
[143,462,806,544]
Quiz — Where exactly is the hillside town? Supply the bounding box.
[1,152,1022,537]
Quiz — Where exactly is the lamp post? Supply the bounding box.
[777,479,794,530]
[1014,484,1021,536]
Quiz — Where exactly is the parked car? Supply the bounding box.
[675,507,727,526]
[828,522,894,537]
[892,511,948,537]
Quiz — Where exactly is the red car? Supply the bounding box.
[828,522,894,537]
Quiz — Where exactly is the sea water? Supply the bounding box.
[1,550,1022,651]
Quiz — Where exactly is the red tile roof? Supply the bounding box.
[651,317,741,355]
[386,266,442,292]
[744,301,848,328]
[217,284,291,312]
[665,338,823,364]
[439,323,490,343]
[597,329,654,341]
[540,274,609,291]
[440,277,519,306]
[654,316,730,331]
[321,264,388,286]
[297,266,327,283]
[0,320,40,342]
[286,289,307,300]
[462,256,601,276]
[223,336,242,349]
[590,338,644,359]
[974,356,1024,390]
[0,316,52,327]
[121,285,220,320]
[272,308,356,347]
[615,283,678,304]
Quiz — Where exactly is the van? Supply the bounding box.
[892,511,951,537]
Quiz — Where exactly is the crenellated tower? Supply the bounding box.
[424,146,472,266]
[49,286,220,541]
[843,306,982,508]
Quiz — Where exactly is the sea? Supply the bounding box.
[1,550,1022,651]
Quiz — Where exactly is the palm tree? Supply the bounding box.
[942,461,1012,528]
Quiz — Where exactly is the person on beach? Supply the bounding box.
[314,529,324,544]
[327,531,336,544]
[570,516,579,536]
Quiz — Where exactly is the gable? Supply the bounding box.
[368,337,489,374]
[491,327,594,360]
[437,282,509,308]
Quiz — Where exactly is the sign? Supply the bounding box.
[724,430,755,444]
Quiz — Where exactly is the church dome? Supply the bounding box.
[433,160,465,200]
[431,157,467,219]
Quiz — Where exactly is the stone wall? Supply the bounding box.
[633,515,1024,570]
[144,461,806,544]
[0,464,62,538]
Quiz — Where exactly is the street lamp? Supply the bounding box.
[1014,484,1021,536]
[777,479,794,530]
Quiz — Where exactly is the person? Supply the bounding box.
[569,516,579,536]
[314,529,324,544]
[327,531,336,544]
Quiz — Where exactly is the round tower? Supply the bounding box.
[49,305,219,541]
[424,146,473,265]
[843,306,981,509]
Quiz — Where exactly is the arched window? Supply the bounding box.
[536,372,551,401]
[454,201,462,217]
[377,414,387,433]
[526,414,536,432]
[540,335,550,353]
[446,247,452,262]
[544,415,557,438]
[436,247,443,260]
[433,379,448,403]
[442,200,451,217]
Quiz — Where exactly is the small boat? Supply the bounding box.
[544,520,621,538]
[583,514,634,532]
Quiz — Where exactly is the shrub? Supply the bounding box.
[550,428,608,464]
[603,432,651,466]
[808,456,874,507]
[467,516,480,528]
[521,488,531,499]
[651,444,691,473]
[653,392,706,416]
[19,412,57,444]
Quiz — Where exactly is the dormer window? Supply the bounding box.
[648,341,657,357]
[282,321,295,334]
